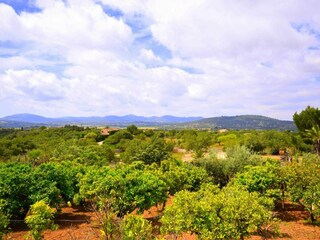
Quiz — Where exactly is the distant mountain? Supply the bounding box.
[0,114,203,128]
[0,114,296,130]
[1,113,51,123]
[186,115,296,130]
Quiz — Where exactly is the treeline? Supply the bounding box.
[0,123,311,165]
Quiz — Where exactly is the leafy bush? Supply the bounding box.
[25,200,57,240]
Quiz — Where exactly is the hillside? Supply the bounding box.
[0,114,296,130]
[0,114,203,128]
[186,115,296,130]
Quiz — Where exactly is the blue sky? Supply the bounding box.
[0,0,320,120]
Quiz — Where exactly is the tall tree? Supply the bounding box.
[293,106,320,155]
[293,106,320,133]
[305,125,320,156]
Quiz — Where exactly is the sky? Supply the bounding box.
[0,0,320,120]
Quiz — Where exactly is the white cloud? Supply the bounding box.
[139,48,162,63]
[0,69,66,101]
[0,0,320,119]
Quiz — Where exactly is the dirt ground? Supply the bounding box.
[5,205,101,240]
[5,200,320,240]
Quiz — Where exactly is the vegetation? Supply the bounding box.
[293,106,320,155]
[161,184,274,240]
[25,200,57,240]
[0,106,319,239]
[0,199,10,239]
[285,154,320,222]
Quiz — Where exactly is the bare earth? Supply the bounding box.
[5,201,320,240]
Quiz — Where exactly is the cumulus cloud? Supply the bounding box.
[0,0,319,119]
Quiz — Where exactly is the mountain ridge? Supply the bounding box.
[0,113,296,130]
[186,115,296,130]
[0,113,203,126]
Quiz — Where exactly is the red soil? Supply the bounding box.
[5,201,320,240]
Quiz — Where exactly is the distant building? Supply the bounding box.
[100,128,120,136]
[218,129,228,133]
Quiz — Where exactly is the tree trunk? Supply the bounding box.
[315,139,320,156]
[162,201,166,211]
[310,212,316,223]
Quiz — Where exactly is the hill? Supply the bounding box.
[0,114,203,128]
[0,114,296,130]
[185,115,296,130]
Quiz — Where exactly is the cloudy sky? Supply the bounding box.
[0,0,319,120]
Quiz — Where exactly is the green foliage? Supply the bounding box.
[105,130,133,145]
[126,125,142,135]
[161,184,273,239]
[183,131,212,158]
[0,199,10,239]
[91,197,121,240]
[0,162,32,217]
[29,162,80,207]
[232,160,283,202]
[84,131,98,140]
[121,215,153,240]
[285,154,320,222]
[293,106,320,155]
[304,125,320,156]
[224,145,261,179]
[25,200,57,240]
[193,150,229,187]
[123,138,171,165]
[0,161,83,218]
[293,106,320,133]
[217,133,238,148]
[155,159,208,195]
[77,164,168,217]
[194,146,263,187]
[27,149,44,165]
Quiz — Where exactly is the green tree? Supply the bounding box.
[293,106,320,133]
[161,184,273,240]
[224,145,261,180]
[123,138,171,165]
[121,215,153,240]
[217,133,238,148]
[105,130,133,145]
[0,199,10,239]
[91,197,121,240]
[183,131,212,158]
[305,125,320,156]
[155,159,208,195]
[293,106,320,155]
[285,154,320,222]
[0,163,32,217]
[232,160,283,203]
[25,200,57,240]
[126,125,141,135]
[193,150,229,187]
[77,165,168,217]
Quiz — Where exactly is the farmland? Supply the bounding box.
[0,107,320,240]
